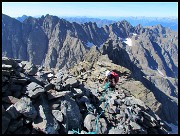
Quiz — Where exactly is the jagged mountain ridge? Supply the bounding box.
[2,13,178,125]
[16,15,178,31]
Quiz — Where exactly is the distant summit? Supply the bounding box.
[16,15,29,22]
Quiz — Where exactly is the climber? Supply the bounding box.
[102,70,119,91]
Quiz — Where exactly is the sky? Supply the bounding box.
[2,2,178,18]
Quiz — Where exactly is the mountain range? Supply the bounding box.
[16,15,178,31]
[2,13,178,127]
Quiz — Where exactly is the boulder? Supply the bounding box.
[14,97,37,119]
[108,126,124,134]
[130,121,142,130]
[44,83,53,91]
[7,118,23,133]
[52,110,64,122]
[6,105,21,119]
[2,112,11,134]
[2,57,19,68]
[64,77,80,89]
[14,126,31,134]
[84,114,107,134]
[21,61,38,76]
[60,95,82,130]
[25,82,45,98]
[46,90,71,100]
[32,94,60,134]
[2,96,19,104]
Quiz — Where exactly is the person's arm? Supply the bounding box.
[102,77,108,85]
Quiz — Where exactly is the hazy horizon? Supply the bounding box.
[2,2,178,19]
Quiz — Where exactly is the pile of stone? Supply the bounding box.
[2,57,171,134]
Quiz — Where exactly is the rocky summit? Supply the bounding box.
[2,57,173,134]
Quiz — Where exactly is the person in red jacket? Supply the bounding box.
[102,70,119,90]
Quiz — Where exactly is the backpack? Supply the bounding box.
[111,71,119,83]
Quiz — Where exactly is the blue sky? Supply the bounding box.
[2,2,178,18]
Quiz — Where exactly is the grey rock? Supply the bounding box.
[2,64,12,70]
[78,96,90,103]
[84,114,107,134]
[125,97,147,109]
[55,71,64,79]
[6,105,21,119]
[49,103,60,110]
[24,118,32,125]
[114,99,122,105]
[119,93,126,99]
[47,89,71,100]
[3,103,11,110]
[2,70,11,76]
[108,126,124,134]
[107,106,115,114]
[11,78,28,84]
[81,130,88,134]
[25,82,45,98]
[60,95,82,130]
[2,85,12,95]
[62,74,69,81]
[32,94,60,134]
[14,97,37,119]
[22,61,38,76]
[130,121,142,130]
[64,77,80,89]
[14,126,31,134]
[2,105,6,114]
[141,111,157,124]
[10,84,22,92]
[52,110,63,122]
[2,113,11,134]
[34,75,49,85]
[2,96,19,104]
[31,128,39,134]
[44,83,53,91]
[68,130,75,134]
[51,77,63,90]
[2,57,19,68]
[120,104,127,111]
[7,118,23,133]
[55,84,63,91]
[73,88,83,95]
